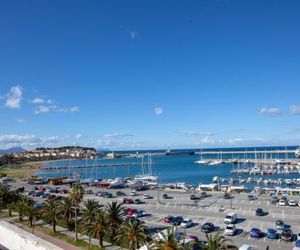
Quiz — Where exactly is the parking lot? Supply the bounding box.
[21,182,300,250]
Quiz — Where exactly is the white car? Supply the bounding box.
[130,191,137,196]
[289,200,297,206]
[142,194,152,199]
[278,199,288,206]
[224,224,237,236]
[180,219,193,228]
[224,212,237,224]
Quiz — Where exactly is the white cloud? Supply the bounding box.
[5,85,22,109]
[228,137,243,144]
[15,118,26,123]
[34,105,79,114]
[75,134,82,139]
[289,105,300,115]
[30,97,52,104]
[129,31,139,40]
[69,106,79,112]
[154,107,164,116]
[104,133,133,138]
[260,107,281,116]
[0,134,61,149]
[181,131,214,137]
[201,136,216,145]
[34,105,50,114]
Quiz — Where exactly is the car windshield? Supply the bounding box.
[276,221,283,225]
[226,226,234,230]
[225,215,232,219]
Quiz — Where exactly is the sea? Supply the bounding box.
[36,146,300,190]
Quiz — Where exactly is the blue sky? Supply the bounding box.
[0,0,300,150]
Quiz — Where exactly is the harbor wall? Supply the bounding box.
[0,220,63,250]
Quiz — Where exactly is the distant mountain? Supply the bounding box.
[0,147,25,155]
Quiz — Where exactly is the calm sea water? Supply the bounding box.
[36,146,300,189]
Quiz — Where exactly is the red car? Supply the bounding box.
[127,208,137,216]
[123,198,134,204]
[163,215,174,223]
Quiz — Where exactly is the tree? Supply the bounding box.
[43,198,61,233]
[201,232,234,250]
[82,210,107,247]
[105,201,124,241]
[115,220,148,250]
[59,197,73,222]
[151,227,183,250]
[69,182,84,241]
[82,199,98,224]
[13,196,31,222]
[25,204,38,227]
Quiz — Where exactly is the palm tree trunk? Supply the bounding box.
[100,235,103,247]
[53,220,56,233]
[75,204,78,241]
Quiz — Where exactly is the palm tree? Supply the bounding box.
[69,182,84,241]
[105,201,124,241]
[151,226,183,250]
[25,204,38,227]
[43,198,61,233]
[115,220,148,250]
[13,196,31,222]
[59,197,73,222]
[201,232,233,250]
[82,210,107,247]
[82,199,98,224]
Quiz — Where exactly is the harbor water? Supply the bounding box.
[36,146,300,190]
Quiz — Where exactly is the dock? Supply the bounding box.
[41,162,142,170]
[195,149,297,155]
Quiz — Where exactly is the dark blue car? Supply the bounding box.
[266,229,278,239]
[171,216,183,226]
[250,228,264,238]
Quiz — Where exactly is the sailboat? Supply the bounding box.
[134,154,158,182]
[194,148,209,164]
[295,147,300,158]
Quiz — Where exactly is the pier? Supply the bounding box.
[41,162,142,170]
[194,149,296,155]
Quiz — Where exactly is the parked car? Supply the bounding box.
[116,191,126,196]
[281,229,293,241]
[239,245,253,250]
[134,198,142,204]
[85,190,93,195]
[275,220,285,230]
[278,199,288,206]
[180,219,193,228]
[163,215,174,224]
[201,223,215,233]
[190,194,201,200]
[126,208,137,216]
[123,198,134,204]
[200,192,208,198]
[295,240,300,248]
[224,224,237,236]
[132,210,146,218]
[266,229,278,239]
[224,213,237,224]
[250,228,264,238]
[248,195,257,201]
[142,194,152,199]
[130,190,137,196]
[171,216,183,226]
[163,194,169,199]
[223,192,231,199]
[255,208,266,216]
[288,200,297,206]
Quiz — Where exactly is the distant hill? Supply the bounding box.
[0,147,25,155]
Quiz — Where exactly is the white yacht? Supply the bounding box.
[295,147,300,158]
